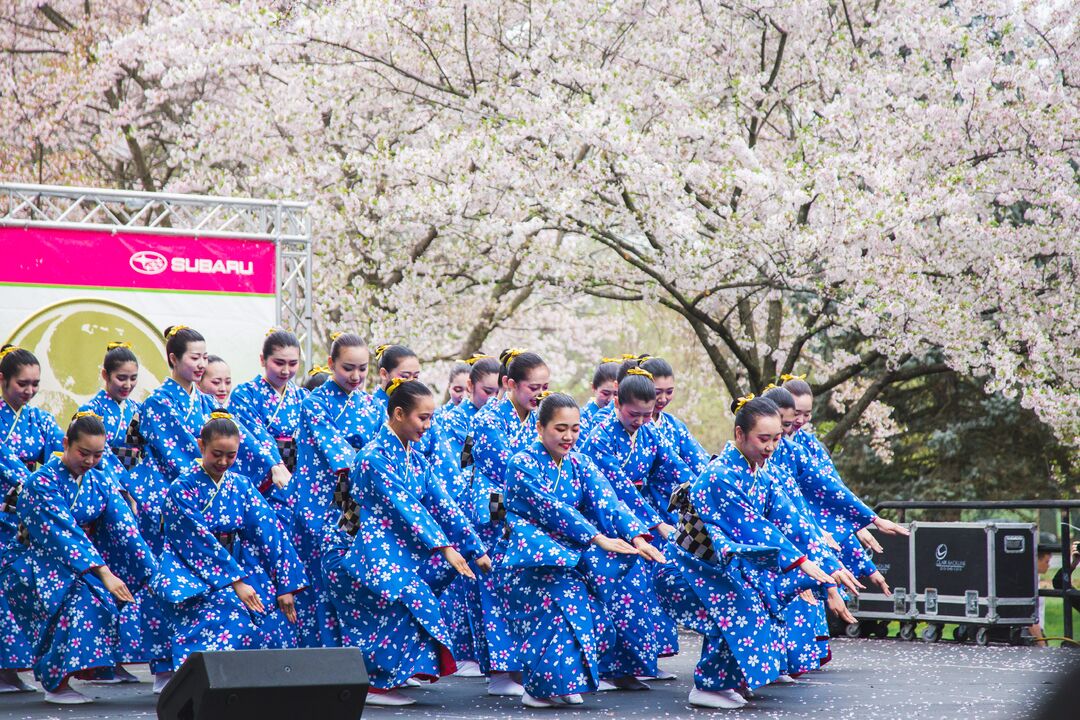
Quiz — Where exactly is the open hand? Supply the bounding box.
[442,547,475,579]
[232,580,265,615]
[593,534,638,555]
[277,592,297,623]
[633,536,667,563]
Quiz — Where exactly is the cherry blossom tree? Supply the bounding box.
[2,0,1076,454]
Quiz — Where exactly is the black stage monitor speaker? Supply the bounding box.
[157,647,369,720]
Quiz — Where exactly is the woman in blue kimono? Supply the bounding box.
[0,345,64,693]
[578,369,685,686]
[321,380,490,706]
[127,325,286,691]
[436,361,470,420]
[494,392,665,707]
[639,357,710,475]
[367,344,421,417]
[653,396,840,709]
[578,359,619,439]
[78,342,148,683]
[465,349,550,695]
[151,413,307,676]
[436,354,500,677]
[781,376,908,554]
[228,330,307,519]
[6,413,155,704]
[697,396,863,682]
[288,332,375,648]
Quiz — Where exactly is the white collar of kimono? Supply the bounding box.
[726,441,761,475]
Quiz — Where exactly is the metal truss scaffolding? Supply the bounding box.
[0,182,313,364]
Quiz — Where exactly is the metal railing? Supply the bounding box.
[875,499,1080,641]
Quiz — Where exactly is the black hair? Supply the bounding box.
[617,372,656,404]
[538,392,579,426]
[103,343,139,376]
[783,378,813,398]
[200,414,241,443]
[763,386,796,410]
[0,345,39,379]
[448,362,470,383]
[591,361,619,389]
[387,379,433,417]
[329,332,367,361]
[206,354,228,367]
[376,344,418,373]
[469,357,501,385]
[499,349,547,384]
[303,371,329,391]
[639,356,674,379]
[66,413,107,443]
[163,326,205,369]
[730,396,781,435]
[263,330,300,359]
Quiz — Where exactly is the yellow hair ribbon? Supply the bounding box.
[600,357,623,364]
[72,410,103,422]
[536,390,553,402]
[374,344,391,360]
[209,411,235,422]
[463,353,493,365]
[266,327,280,337]
[734,393,756,412]
[621,353,637,361]
[106,341,132,351]
[307,365,330,377]
[507,348,525,360]
[329,331,344,342]
[386,377,408,396]
[636,355,654,365]
[780,373,807,383]
[0,345,20,359]
[626,367,653,380]
[165,325,189,340]
[762,383,779,393]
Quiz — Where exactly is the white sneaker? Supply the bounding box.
[773,674,796,685]
[454,660,485,678]
[522,691,557,708]
[688,688,747,709]
[367,689,415,706]
[487,672,525,697]
[44,686,94,705]
[153,671,174,695]
[558,694,584,704]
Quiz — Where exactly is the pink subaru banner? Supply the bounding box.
[0,226,275,295]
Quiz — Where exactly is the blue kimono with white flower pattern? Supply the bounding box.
[492,442,647,697]
[79,390,148,663]
[578,413,692,660]
[151,463,308,670]
[0,400,64,671]
[229,376,308,514]
[791,428,877,536]
[127,378,279,555]
[5,455,155,690]
[463,397,538,673]
[578,399,602,440]
[710,443,838,674]
[653,460,787,692]
[287,380,376,647]
[321,423,484,689]
[653,411,710,476]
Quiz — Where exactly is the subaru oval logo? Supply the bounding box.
[129,250,167,275]
[935,543,948,561]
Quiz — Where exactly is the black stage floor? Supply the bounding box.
[0,634,1075,719]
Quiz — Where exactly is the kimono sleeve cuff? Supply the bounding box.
[784,555,808,572]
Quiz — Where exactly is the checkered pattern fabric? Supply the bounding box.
[668,483,717,563]
[276,437,298,473]
[489,491,506,524]
[334,471,360,535]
